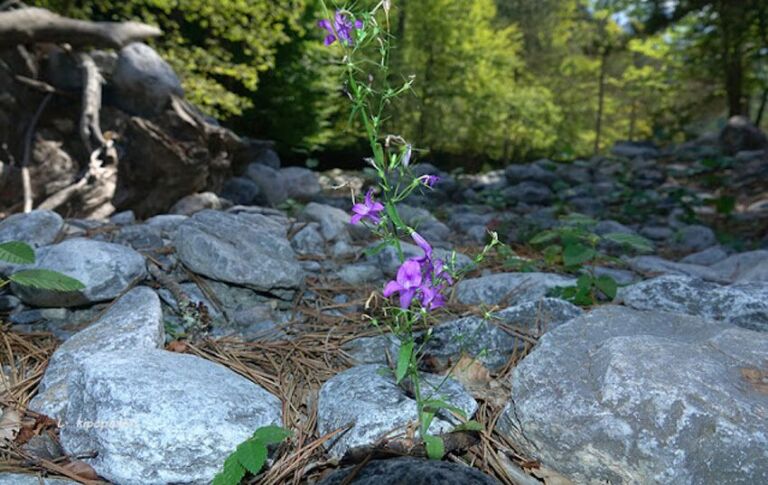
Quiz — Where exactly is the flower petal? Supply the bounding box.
[411,231,433,259]
[324,34,336,46]
[355,19,364,29]
[396,259,422,288]
[399,288,416,309]
[383,280,402,297]
[350,213,364,225]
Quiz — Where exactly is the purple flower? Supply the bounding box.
[383,259,423,309]
[419,174,440,188]
[351,188,384,225]
[382,231,453,311]
[318,11,363,46]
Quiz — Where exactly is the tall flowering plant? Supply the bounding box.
[317,1,497,458]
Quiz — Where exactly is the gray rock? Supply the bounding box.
[111,42,183,117]
[300,202,352,242]
[611,140,660,158]
[280,166,321,201]
[337,263,384,286]
[220,176,261,206]
[109,210,136,226]
[617,274,768,332]
[674,224,717,252]
[626,255,725,282]
[245,163,287,206]
[317,364,477,460]
[290,223,326,256]
[12,238,147,307]
[594,220,636,236]
[500,181,553,205]
[456,272,575,306]
[679,245,729,266]
[709,250,768,283]
[114,224,164,251]
[174,210,303,293]
[499,306,768,484]
[144,214,187,237]
[0,474,78,485]
[317,458,500,485]
[422,298,583,370]
[169,192,228,216]
[504,163,557,185]
[29,287,164,420]
[398,205,451,243]
[639,225,674,241]
[0,210,63,274]
[61,349,282,485]
[0,294,20,311]
[257,148,282,169]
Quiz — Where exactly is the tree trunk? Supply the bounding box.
[593,48,608,156]
[717,0,747,117]
[756,89,768,127]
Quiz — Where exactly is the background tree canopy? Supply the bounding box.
[33,0,768,168]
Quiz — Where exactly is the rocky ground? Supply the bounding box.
[1,129,767,484]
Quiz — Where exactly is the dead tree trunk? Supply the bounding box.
[0,7,161,49]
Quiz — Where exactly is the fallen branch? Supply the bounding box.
[77,53,105,154]
[21,92,52,213]
[0,7,161,49]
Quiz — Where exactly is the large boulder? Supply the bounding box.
[719,115,768,155]
[317,365,477,460]
[174,210,303,294]
[11,238,147,307]
[279,166,321,201]
[29,287,164,420]
[318,458,500,485]
[617,274,768,332]
[420,298,583,370]
[110,42,183,117]
[499,306,768,484]
[60,349,282,485]
[0,475,78,485]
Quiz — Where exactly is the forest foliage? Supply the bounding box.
[33,0,768,165]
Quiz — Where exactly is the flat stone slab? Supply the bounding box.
[455,272,575,306]
[498,305,768,484]
[30,287,164,420]
[317,457,501,485]
[317,364,477,460]
[60,348,282,485]
[11,238,147,307]
[174,209,303,293]
[617,274,768,332]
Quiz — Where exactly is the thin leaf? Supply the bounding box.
[0,241,35,264]
[10,269,85,291]
[251,425,291,445]
[395,341,414,384]
[529,230,558,246]
[601,232,654,253]
[237,440,267,475]
[421,399,467,418]
[423,434,445,460]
